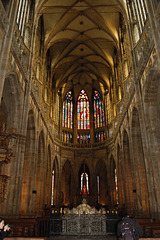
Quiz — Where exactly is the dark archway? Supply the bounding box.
[108,155,118,208]
[61,160,74,207]
[94,160,108,207]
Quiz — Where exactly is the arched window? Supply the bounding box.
[77,90,90,130]
[16,0,34,37]
[114,169,119,204]
[79,164,90,195]
[93,90,105,129]
[129,0,148,43]
[62,91,73,129]
[81,173,89,194]
[51,170,54,205]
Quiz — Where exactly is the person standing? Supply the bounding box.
[117,213,143,240]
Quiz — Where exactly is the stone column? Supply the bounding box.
[146,0,160,62]
[0,0,20,103]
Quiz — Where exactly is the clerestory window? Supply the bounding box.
[77,89,90,130]
[93,90,105,129]
[16,0,32,37]
[94,90,105,143]
[62,91,73,129]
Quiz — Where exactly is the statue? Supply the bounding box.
[83,185,87,195]
[0,122,6,134]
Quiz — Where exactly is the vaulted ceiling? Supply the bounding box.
[36,0,127,96]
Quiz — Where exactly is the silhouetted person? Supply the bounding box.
[117,213,143,240]
[0,218,11,240]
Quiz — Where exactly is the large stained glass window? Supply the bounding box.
[77,90,90,130]
[94,90,105,129]
[62,91,73,129]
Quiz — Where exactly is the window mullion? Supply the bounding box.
[133,0,142,34]
[17,0,23,24]
[19,0,26,31]
[141,0,148,17]
[136,0,144,27]
[21,0,28,36]
[139,0,146,22]
[135,0,143,32]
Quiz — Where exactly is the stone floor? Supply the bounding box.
[5,238,159,240]
[5,238,117,240]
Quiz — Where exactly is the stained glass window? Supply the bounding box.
[94,90,105,129]
[115,169,119,204]
[77,90,90,130]
[62,131,73,143]
[95,131,105,143]
[62,91,73,129]
[55,95,59,126]
[51,170,54,205]
[81,173,89,194]
[77,133,90,144]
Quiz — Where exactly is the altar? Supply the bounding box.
[50,199,118,237]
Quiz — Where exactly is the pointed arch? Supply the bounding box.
[79,162,90,195]
[108,155,118,208]
[2,73,22,130]
[51,156,59,206]
[94,160,108,206]
[61,160,74,206]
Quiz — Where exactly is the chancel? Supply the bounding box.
[0,0,160,239]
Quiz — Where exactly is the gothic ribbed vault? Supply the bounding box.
[35,0,126,95]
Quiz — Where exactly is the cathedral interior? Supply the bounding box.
[0,0,160,238]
